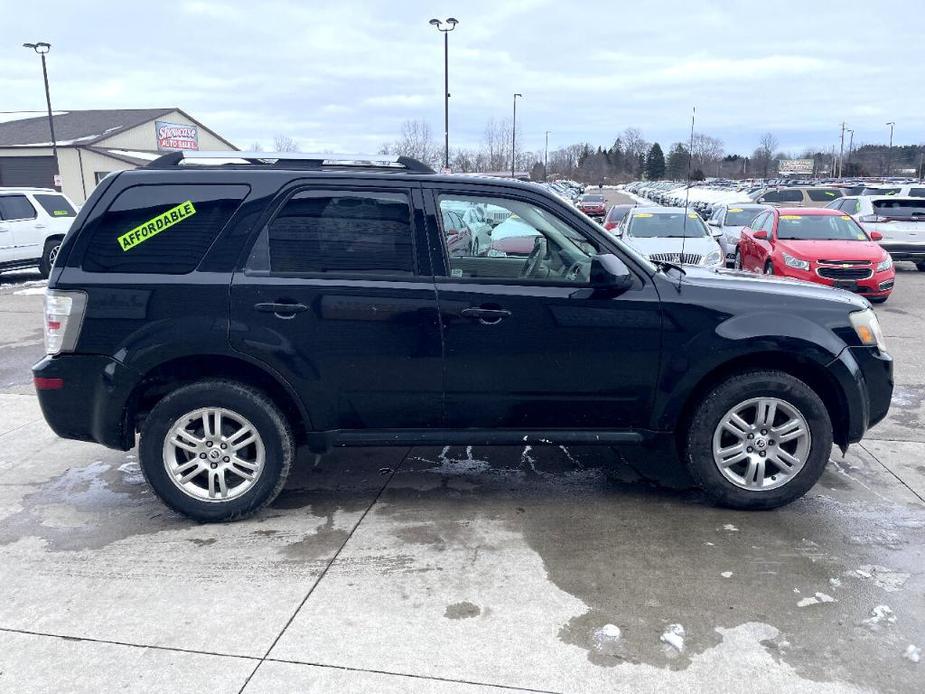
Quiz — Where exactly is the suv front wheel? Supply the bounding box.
[139,380,293,521]
[684,370,832,510]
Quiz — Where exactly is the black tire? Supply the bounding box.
[916,263,925,272]
[684,370,832,510]
[764,261,774,276]
[869,296,888,304]
[38,238,62,278]
[138,380,293,521]
[733,249,742,270]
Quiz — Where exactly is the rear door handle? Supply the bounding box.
[254,301,309,318]
[460,307,511,325]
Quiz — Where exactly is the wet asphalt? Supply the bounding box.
[0,218,922,692]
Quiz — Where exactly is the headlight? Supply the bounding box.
[703,250,723,266]
[783,253,810,271]
[876,255,893,272]
[849,308,887,352]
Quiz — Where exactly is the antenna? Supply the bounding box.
[679,106,696,289]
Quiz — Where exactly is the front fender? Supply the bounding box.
[652,309,850,432]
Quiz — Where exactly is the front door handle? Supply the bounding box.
[460,306,511,325]
[255,301,309,318]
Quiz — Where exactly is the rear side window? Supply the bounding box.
[263,190,414,276]
[908,188,925,198]
[807,188,841,202]
[0,195,37,221]
[80,184,249,274]
[779,190,804,202]
[33,193,76,218]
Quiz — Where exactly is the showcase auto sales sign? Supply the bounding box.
[155,120,199,151]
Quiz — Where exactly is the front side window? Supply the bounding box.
[437,195,602,283]
[0,195,37,221]
[266,191,414,276]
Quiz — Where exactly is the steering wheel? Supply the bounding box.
[564,260,585,282]
[520,236,548,279]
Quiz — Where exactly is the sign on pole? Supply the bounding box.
[778,159,814,175]
[155,121,200,151]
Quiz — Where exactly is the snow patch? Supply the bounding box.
[13,287,46,296]
[903,644,921,663]
[720,571,733,578]
[660,623,685,653]
[797,593,836,607]
[862,605,896,630]
[853,564,910,592]
[722,524,738,532]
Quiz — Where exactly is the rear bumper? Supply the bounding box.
[32,354,140,450]
[827,345,893,445]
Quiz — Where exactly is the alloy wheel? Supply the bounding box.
[711,397,811,491]
[162,407,265,502]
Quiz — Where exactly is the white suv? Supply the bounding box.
[0,187,78,277]
[828,195,925,270]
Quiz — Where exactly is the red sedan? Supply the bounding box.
[576,194,607,221]
[736,207,895,303]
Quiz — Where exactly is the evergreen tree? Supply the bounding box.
[666,143,690,180]
[645,143,666,180]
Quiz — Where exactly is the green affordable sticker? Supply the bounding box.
[117,200,196,251]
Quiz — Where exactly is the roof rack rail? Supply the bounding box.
[144,150,435,173]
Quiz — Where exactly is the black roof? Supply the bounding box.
[0,108,176,146]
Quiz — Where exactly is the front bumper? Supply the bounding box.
[32,354,140,450]
[775,264,895,298]
[881,242,925,262]
[827,345,893,445]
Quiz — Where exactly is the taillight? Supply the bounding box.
[43,290,87,355]
[604,222,616,230]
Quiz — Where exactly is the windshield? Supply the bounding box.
[776,214,869,241]
[873,199,925,218]
[628,211,708,238]
[725,207,767,227]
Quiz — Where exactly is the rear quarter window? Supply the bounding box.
[806,188,842,202]
[33,193,76,218]
[79,184,249,274]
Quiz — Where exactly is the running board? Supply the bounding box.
[307,429,647,452]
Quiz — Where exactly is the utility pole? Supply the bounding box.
[886,121,895,177]
[511,93,522,178]
[837,122,846,179]
[544,130,550,181]
[846,128,854,175]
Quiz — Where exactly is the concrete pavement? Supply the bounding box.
[0,263,922,693]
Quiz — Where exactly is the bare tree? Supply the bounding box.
[249,141,264,152]
[691,133,724,174]
[482,118,513,171]
[379,120,438,167]
[754,132,779,178]
[273,135,300,152]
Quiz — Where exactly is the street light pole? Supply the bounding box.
[544,130,550,181]
[511,93,522,178]
[23,41,59,189]
[837,121,846,179]
[429,18,458,171]
[886,121,895,177]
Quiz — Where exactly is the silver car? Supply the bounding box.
[616,207,724,268]
[707,203,771,266]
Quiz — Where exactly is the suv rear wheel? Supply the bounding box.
[38,238,62,278]
[684,370,832,510]
[139,380,293,521]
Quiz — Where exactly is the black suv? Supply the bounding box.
[33,152,893,521]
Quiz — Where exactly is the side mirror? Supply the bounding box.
[753,230,769,240]
[590,254,633,293]
[710,228,724,238]
[707,218,720,227]
[869,230,884,241]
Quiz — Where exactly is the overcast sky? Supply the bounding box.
[2,0,922,157]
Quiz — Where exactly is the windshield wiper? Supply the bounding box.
[652,259,686,276]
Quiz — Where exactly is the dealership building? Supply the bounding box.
[0,108,237,202]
